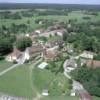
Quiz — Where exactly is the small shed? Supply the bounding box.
[42,89,49,96]
[38,62,48,69]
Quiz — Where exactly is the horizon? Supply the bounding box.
[0,0,100,5]
[0,2,100,5]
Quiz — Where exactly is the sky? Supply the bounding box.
[0,0,100,5]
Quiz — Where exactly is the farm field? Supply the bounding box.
[0,11,100,31]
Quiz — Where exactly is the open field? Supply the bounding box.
[0,60,13,72]
[0,64,34,99]
[93,96,100,100]
[0,6,100,100]
[0,11,100,31]
[41,96,79,100]
[32,68,70,96]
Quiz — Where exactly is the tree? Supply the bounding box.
[0,37,13,56]
[16,37,32,51]
[71,65,100,97]
[93,53,100,60]
[62,32,68,41]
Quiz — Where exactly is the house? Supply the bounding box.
[63,46,73,53]
[25,33,30,37]
[79,91,92,100]
[85,60,100,68]
[42,47,59,61]
[63,58,77,73]
[47,25,60,31]
[24,45,44,60]
[46,39,64,48]
[6,47,22,62]
[41,29,67,37]
[70,89,76,96]
[79,51,94,59]
[35,28,45,34]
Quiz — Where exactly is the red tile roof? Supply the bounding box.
[43,49,58,60]
[27,45,44,54]
[79,92,92,100]
[10,47,21,57]
[86,60,100,68]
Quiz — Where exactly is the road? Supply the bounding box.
[0,52,27,77]
[63,58,91,98]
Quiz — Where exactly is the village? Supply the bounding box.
[0,3,100,100]
[0,23,99,100]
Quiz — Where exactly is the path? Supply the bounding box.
[0,64,19,77]
[29,56,43,100]
[63,58,92,99]
[0,52,26,77]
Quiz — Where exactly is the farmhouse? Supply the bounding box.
[46,39,64,48]
[41,29,67,37]
[35,28,45,34]
[6,47,22,62]
[63,58,77,73]
[42,47,59,60]
[24,45,44,60]
[79,51,94,59]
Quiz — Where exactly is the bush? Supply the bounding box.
[16,37,32,51]
[0,56,4,60]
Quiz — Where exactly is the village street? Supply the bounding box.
[63,58,92,100]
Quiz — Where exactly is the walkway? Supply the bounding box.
[63,58,92,100]
[0,64,19,77]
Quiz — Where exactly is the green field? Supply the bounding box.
[93,96,100,100]
[41,96,78,100]
[0,60,13,72]
[0,60,100,100]
[32,68,70,96]
[0,10,100,31]
[0,64,34,99]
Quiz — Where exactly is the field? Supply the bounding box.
[0,7,100,100]
[0,61,75,99]
[32,68,70,95]
[41,96,78,100]
[0,64,34,99]
[0,10,100,31]
[93,96,100,100]
[0,60,13,72]
[0,61,77,99]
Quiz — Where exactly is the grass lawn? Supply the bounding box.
[32,68,70,96]
[41,96,78,100]
[93,96,100,100]
[0,64,34,99]
[0,60,13,72]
